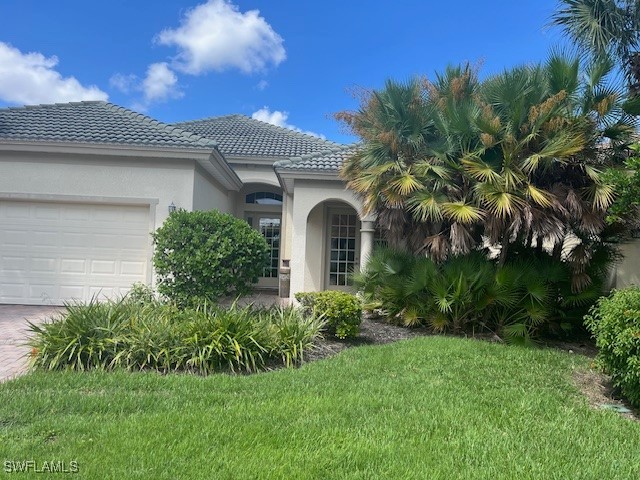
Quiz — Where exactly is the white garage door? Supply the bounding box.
[0,200,151,305]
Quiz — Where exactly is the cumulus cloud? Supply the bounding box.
[256,79,269,91]
[156,0,286,75]
[0,42,107,105]
[109,73,137,94]
[252,107,325,139]
[110,62,182,111]
[141,62,182,103]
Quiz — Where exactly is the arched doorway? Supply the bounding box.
[305,200,361,291]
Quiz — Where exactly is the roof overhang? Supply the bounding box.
[0,140,243,191]
[273,168,341,193]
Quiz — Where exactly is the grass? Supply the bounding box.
[1,336,639,479]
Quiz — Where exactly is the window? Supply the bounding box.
[245,192,283,205]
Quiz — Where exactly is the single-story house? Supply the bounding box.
[0,101,375,305]
[0,101,637,305]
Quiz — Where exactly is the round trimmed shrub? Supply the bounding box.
[153,209,269,304]
[584,286,640,408]
[295,291,362,339]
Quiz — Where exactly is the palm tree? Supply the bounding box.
[551,0,640,96]
[337,53,634,291]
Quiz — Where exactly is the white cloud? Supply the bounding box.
[110,62,182,111]
[156,0,286,75]
[109,73,137,94]
[142,62,182,103]
[252,107,325,139]
[256,79,269,91]
[0,42,107,105]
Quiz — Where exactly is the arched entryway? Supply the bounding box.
[304,200,375,292]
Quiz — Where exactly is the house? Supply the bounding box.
[0,101,376,305]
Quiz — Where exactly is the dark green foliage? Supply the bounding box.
[152,210,269,305]
[295,291,362,339]
[585,287,640,407]
[357,247,613,344]
[28,296,324,374]
[603,146,640,236]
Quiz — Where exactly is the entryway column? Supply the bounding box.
[359,219,375,271]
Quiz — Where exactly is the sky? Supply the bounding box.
[0,0,570,143]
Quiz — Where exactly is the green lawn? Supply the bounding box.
[1,337,639,479]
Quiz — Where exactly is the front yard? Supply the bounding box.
[1,336,639,479]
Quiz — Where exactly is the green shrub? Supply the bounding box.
[584,287,640,408]
[295,291,362,339]
[356,247,609,344]
[152,209,269,305]
[28,296,323,374]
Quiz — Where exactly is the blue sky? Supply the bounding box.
[0,1,568,143]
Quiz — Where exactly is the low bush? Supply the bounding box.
[296,291,362,339]
[584,287,640,408]
[153,209,269,305]
[356,247,609,344]
[29,296,324,374]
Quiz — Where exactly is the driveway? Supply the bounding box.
[0,305,62,382]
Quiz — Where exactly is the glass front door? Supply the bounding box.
[246,214,280,289]
[326,210,359,290]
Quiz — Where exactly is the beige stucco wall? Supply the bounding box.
[192,165,234,213]
[0,151,200,227]
[304,204,325,291]
[289,178,364,296]
[615,241,640,288]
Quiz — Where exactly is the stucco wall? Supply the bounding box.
[304,204,325,291]
[192,165,234,213]
[0,151,197,227]
[289,178,364,295]
[616,241,640,288]
[231,164,280,187]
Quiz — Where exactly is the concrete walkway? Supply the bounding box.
[0,305,62,382]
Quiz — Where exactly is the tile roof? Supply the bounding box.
[0,101,218,150]
[173,114,341,157]
[274,145,358,173]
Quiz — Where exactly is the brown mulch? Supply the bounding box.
[573,368,639,421]
[305,315,427,362]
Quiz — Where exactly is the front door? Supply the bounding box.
[326,209,360,291]
[246,214,280,289]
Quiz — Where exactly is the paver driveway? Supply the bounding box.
[0,305,62,382]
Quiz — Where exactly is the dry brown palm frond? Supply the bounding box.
[566,242,591,267]
[423,233,449,262]
[578,209,605,235]
[449,222,474,255]
[563,188,584,218]
[570,271,592,294]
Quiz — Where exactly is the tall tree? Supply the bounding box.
[551,0,640,95]
[337,54,634,291]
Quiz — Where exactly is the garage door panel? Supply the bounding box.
[31,257,57,273]
[0,200,150,305]
[60,259,87,274]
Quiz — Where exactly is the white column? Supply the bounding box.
[359,219,375,271]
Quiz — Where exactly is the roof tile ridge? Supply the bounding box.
[101,102,219,149]
[243,115,338,145]
[172,114,243,126]
[2,100,106,112]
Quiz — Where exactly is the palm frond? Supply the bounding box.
[441,201,485,224]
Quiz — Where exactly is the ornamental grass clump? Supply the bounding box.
[29,295,324,374]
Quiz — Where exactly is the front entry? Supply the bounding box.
[325,208,360,290]
[246,213,281,289]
